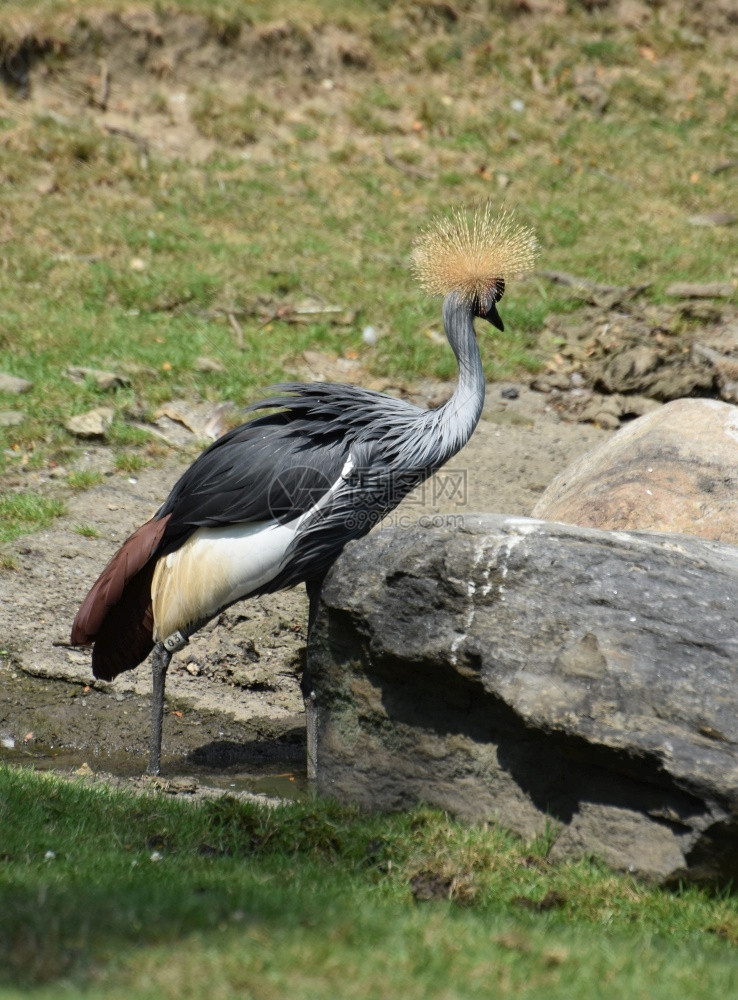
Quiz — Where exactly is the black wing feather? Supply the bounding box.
[151,382,424,565]
[153,383,416,552]
[156,416,345,541]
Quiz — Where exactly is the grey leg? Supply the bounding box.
[147,642,171,776]
[303,575,326,782]
[301,667,318,783]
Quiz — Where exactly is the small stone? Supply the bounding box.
[687,212,737,228]
[0,372,32,394]
[591,410,621,430]
[163,777,198,794]
[35,175,58,195]
[117,362,158,377]
[151,400,235,445]
[194,356,226,374]
[575,81,609,113]
[677,300,724,322]
[0,411,23,427]
[531,371,572,392]
[600,345,659,393]
[65,407,115,439]
[186,662,200,676]
[665,281,735,299]
[66,367,131,390]
[129,257,147,271]
[500,386,519,400]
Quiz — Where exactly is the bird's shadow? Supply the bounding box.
[187,727,306,771]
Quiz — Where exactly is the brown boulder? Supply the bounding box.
[532,398,738,544]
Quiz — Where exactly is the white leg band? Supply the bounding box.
[162,630,187,653]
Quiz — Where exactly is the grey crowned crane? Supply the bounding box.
[71,206,538,776]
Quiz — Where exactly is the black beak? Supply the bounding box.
[484,299,504,332]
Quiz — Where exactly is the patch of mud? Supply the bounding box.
[0,661,306,799]
[2,10,377,164]
[4,0,738,176]
[0,382,608,796]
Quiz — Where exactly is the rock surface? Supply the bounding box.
[65,406,115,439]
[66,366,132,390]
[532,398,738,544]
[310,514,738,885]
[0,372,32,394]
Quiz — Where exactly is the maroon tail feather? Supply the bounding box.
[90,559,157,681]
[71,514,171,681]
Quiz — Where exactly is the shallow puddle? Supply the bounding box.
[0,663,309,800]
[0,732,308,801]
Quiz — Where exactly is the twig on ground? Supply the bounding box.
[103,125,149,167]
[92,60,110,111]
[711,159,738,175]
[382,140,434,180]
[227,311,244,349]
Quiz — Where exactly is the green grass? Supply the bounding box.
[66,469,103,491]
[73,523,100,538]
[190,89,272,145]
[0,491,65,544]
[2,765,738,998]
[114,452,146,475]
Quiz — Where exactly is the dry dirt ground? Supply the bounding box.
[0,383,608,795]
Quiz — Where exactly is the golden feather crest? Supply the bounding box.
[411,205,539,302]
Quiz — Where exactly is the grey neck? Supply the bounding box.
[435,293,486,456]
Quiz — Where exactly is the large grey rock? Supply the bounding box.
[310,515,738,885]
[532,398,738,545]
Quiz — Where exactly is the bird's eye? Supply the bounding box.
[474,278,505,317]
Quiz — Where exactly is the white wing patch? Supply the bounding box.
[151,458,355,640]
[151,519,298,640]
